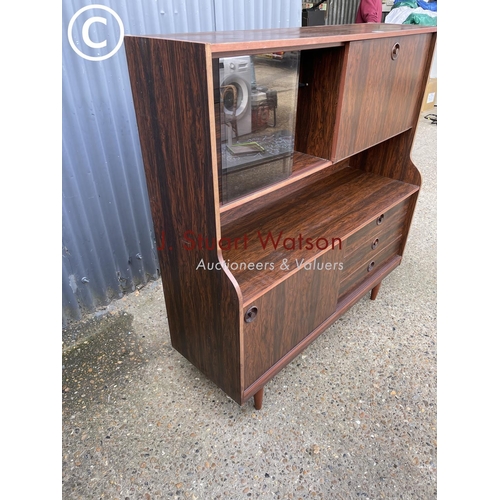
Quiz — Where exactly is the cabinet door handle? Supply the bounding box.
[391,43,400,60]
[371,238,379,250]
[376,214,385,225]
[367,261,376,272]
[244,306,258,323]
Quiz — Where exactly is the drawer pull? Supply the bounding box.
[376,214,385,225]
[244,306,258,323]
[371,238,379,250]
[367,261,376,272]
[391,43,400,60]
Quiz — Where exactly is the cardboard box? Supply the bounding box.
[421,77,437,112]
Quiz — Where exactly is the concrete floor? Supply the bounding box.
[62,111,437,499]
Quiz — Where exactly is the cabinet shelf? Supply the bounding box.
[221,166,418,305]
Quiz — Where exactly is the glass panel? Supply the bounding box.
[216,51,300,204]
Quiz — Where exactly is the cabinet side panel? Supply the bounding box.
[124,37,242,403]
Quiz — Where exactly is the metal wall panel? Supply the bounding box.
[326,0,360,25]
[214,0,300,30]
[62,1,301,327]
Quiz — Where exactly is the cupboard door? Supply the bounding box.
[243,248,343,388]
[333,34,434,161]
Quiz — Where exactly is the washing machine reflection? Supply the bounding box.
[219,55,253,140]
[216,51,300,204]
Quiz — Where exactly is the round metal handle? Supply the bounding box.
[391,43,400,60]
[371,238,379,250]
[244,306,258,323]
[376,214,385,225]
[367,261,375,272]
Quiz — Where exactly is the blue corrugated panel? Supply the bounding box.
[62,1,301,328]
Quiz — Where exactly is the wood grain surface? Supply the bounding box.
[221,167,418,305]
[125,36,243,403]
[129,25,436,57]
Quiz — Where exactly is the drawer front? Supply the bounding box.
[342,198,409,273]
[243,248,343,388]
[338,236,402,299]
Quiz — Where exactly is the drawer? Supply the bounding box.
[338,236,402,299]
[342,199,409,273]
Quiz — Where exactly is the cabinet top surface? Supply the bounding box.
[125,24,436,54]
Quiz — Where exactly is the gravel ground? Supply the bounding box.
[62,112,437,500]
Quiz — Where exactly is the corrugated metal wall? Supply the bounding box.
[326,0,360,25]
[62,1,301,327]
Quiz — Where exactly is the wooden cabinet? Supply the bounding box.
[124,24,437,409]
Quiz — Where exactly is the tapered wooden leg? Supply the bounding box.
[254,387,264,410]
[370,282,381,300]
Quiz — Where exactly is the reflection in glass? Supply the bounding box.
[217,52,300,204]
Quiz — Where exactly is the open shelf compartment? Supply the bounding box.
[221,166,418,305]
